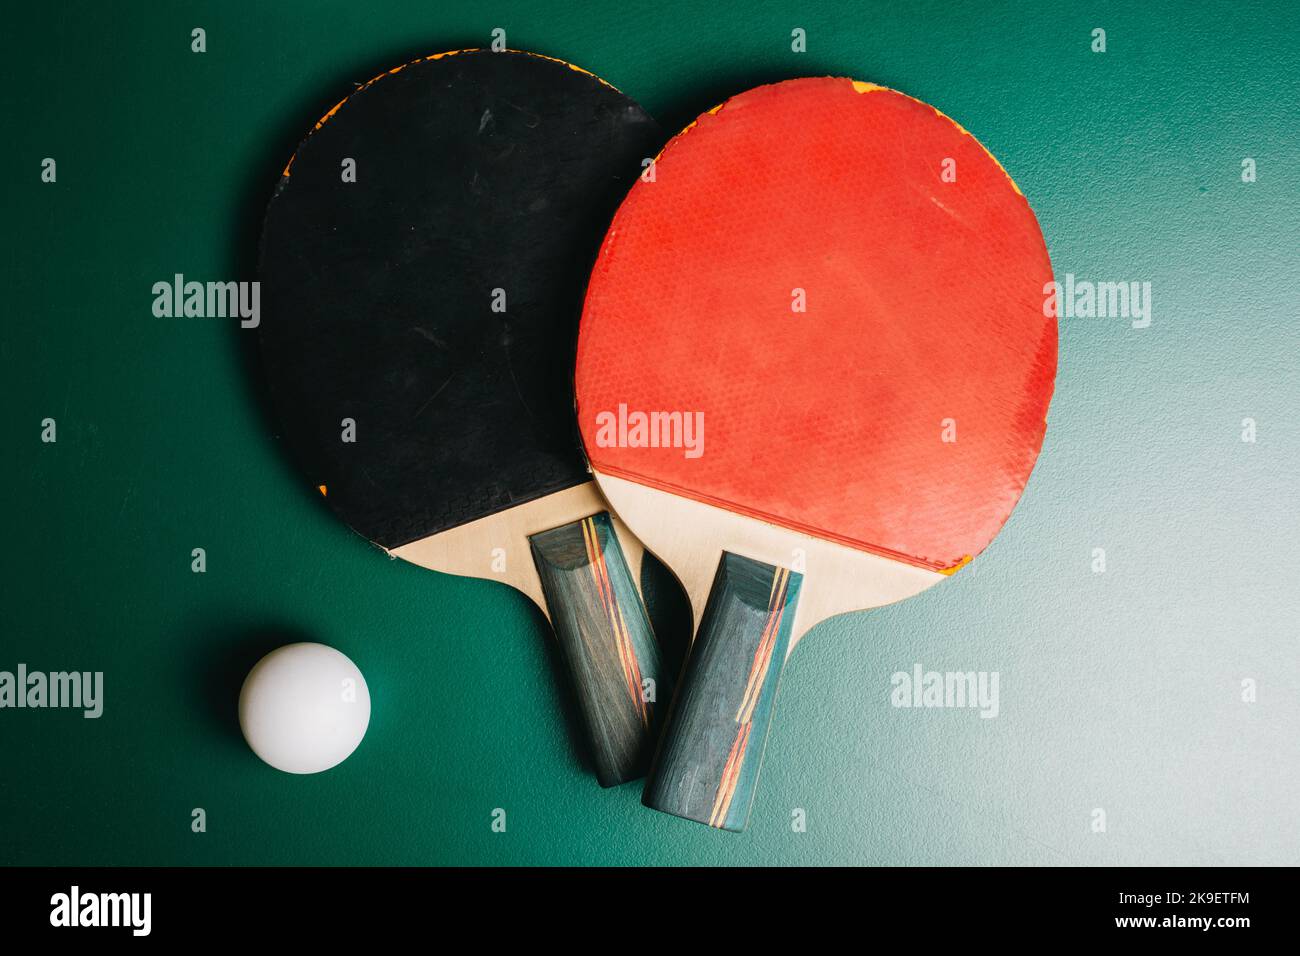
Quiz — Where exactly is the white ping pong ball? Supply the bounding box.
[238,643,371,774]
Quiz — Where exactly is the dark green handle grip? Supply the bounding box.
[643,552,803,830]
[530,512,668,787]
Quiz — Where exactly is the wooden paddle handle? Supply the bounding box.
[529,512,668,787]
[643,553,804,830]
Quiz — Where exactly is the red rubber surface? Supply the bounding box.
[575,78,1057,571]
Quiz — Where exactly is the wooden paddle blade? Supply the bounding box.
[530,513,669,786]
[643,553,803,830]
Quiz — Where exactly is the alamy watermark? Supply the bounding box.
[1043,273,1152,329]
[592,403,704,459]
[152,273,259,328]
[890,663,999,718]
[0,664,103,718]
[50,886,150,936]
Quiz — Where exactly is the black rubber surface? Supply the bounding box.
[258,50,661,548]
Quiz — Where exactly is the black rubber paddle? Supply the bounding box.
[257,49,668,786]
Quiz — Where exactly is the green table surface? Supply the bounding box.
[2,0,1297,866]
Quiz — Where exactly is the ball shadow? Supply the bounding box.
[191,622,317,749]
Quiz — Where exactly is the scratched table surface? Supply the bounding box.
[2,0,1297,865]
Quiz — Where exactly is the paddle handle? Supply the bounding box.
[643,552,804,831]
[529,512,667,787]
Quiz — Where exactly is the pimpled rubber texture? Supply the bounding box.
[529,512,669,786]
[259,50,662,548]
[576,78,1057,572]
[644,553,802,831]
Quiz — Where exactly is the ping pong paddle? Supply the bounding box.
[258,49,669,786]
[575,77,1057,828]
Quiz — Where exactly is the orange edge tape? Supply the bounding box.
[281,49,620,178]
